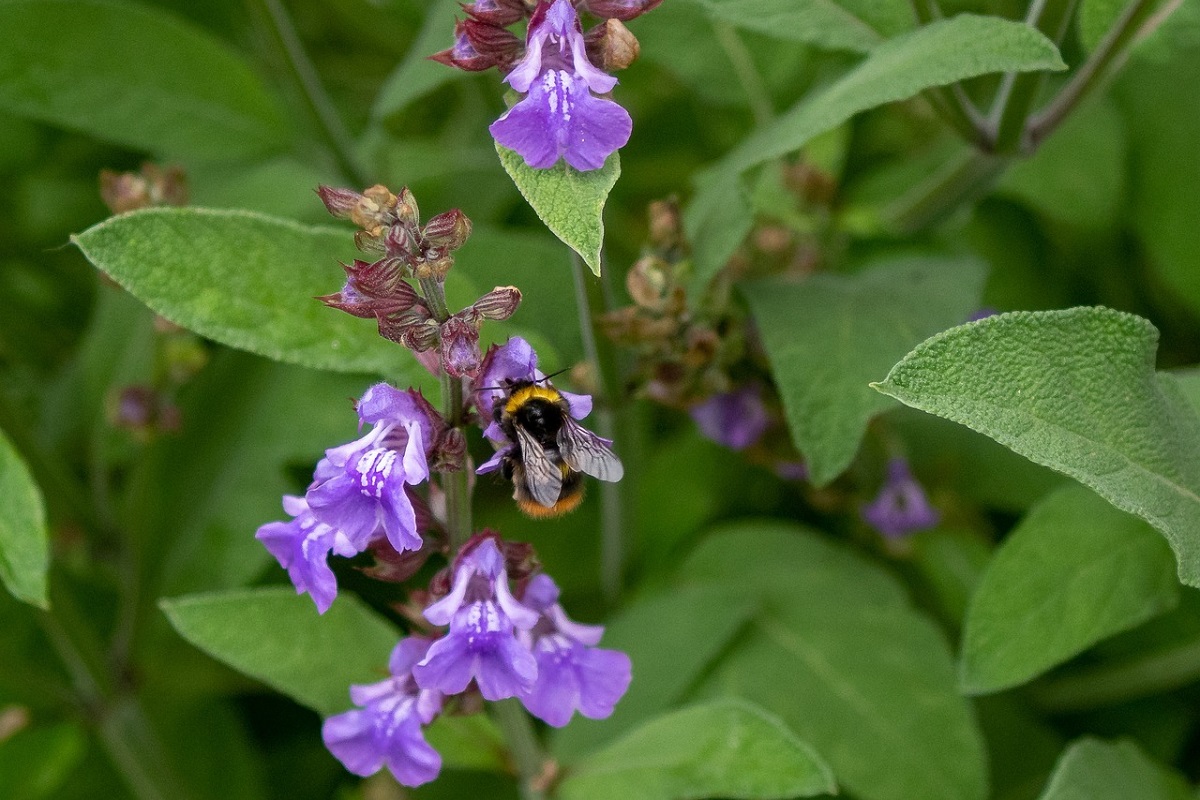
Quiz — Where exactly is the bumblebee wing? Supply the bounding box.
[515,425,563,507]
[558,417,624,482]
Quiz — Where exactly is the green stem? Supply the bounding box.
[570,253,624,603]
[987,0,1079,153]
[492,699,549,800]
[881,149,1009,233]
[1032,636,1200,712]
[1025,0,1164,150]
[910,0,990,146]
[712,21,774,126]
[253,0,370,186]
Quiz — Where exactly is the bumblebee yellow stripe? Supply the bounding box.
[504,384,562,414]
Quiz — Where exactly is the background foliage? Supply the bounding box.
[2,0,1200,798]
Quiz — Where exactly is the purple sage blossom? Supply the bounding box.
[413,538,539,700]
[489,0,632,171]
[255,496,363,614]
[689,386,770,450]
[307,384,439,554]
[518,574,632,727]
[860,457,940,539]
[474,336,592,449]
[323,638,444,787]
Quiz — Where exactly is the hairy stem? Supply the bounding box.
[1025,0,1165,150]
[253,0,369,186]
[492,699,549,800]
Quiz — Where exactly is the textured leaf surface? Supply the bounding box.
[552,585,756,761]
[161,588,399,716]
[1035,738,1191,800]
[875,308,1200,587]
[496,144,619,275]
[960,484,1179,694]
[684,0,908,52]
[0,428,48,608]
[72,208,420,378]
[686,14,1064,286]
[677,522,987,800]
[559,699,835,800]
[743,256,986,485]
[0,0,286,159]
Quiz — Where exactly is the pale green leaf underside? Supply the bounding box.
[960,484,1178,695]
[0,0,286,159]
[1036,738,1192,800]
[677,522,987,800]
[559,699,836,800]
[685,14,1065,289]
[496,144,619,275]
[72,207,421,379]
[0,428,49,608]
[874,307,1200,587]
[161,587,399,716]
[742,255,986,486]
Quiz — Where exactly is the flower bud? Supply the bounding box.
[100,163,188,213]
[463,18,523,61]
[422,209,472,252]
[430,22,499,72]
[439,316,482,378]
[471,286,522,321]
[350,184,398,231]
[384,223,420,261]
[316,185,361,219]
[647,199,682,249]
[395,187,420,228]
[416,255,455,281]
[432,427,468,472]
[586,19,640,72]
[626,256,668,309]
[353,229,386,254]
[580,0,663,21]
[462,0,527,26]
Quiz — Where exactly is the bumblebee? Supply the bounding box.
[494,380,624,517]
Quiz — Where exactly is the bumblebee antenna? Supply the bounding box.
[475,367,571,394]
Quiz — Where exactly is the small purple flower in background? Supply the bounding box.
[518,574,632,727]
[255,496,359,614]
[323,638,445,787]
[967,307,998,322]
[689,386,770,450]
[414,538,540,700]
[489,0,632,170]
[306,384,441,555]
[860,457,940,538]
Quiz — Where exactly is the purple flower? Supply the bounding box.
[306,384,439,554]
[413,538,539,700]
[518,574,631,727]
[860,457,940,538]
[323,638,444,788]
[474,336,592,447]
[489,0,632,171]
[689,386,770,450]
[255,496,364,614]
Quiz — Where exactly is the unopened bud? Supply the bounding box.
[472,286,522,321]
[647,199,682,249]
[433,427,468,472]
[384,223,420,260]
[316,185,362,219]
[462,0,527,26]
[422,209,472,252]
[354,229,386,254]
[440,316,482,378]
[416,254,455,281]
[586,19,639,71]
[580,0,663,21]
[395,187,420,228]
[350,184,398,231]
[626,256,668,309]
[463,18,524,60]
[430,22,499,72]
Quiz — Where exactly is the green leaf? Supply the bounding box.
[425,715,508,773]
[1035,738,1191,800]
[552,585,757,762]
[0,722,86,799]
[960,484,1179,695]
[686,14,1065,287]
[0,428,49,608]
[72,208,423,379]
[678,522,987,800]
[495,144,619,276]
[873,308,1200,587]
[371,0,465,120]
[160,587,399,716]
[558,699,836,800]
[0,0,286,159]
[742,255,986,485]
[682,0,909,53]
